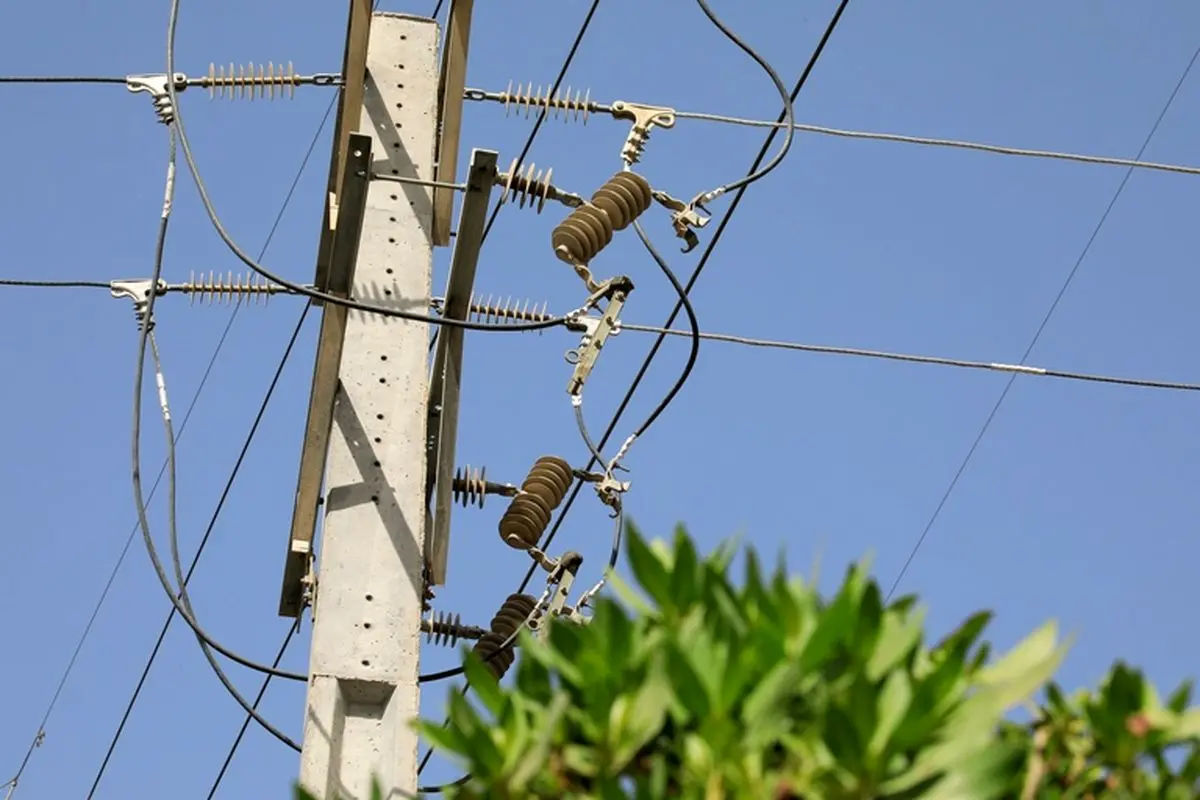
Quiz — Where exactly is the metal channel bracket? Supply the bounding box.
[424,148,498,585]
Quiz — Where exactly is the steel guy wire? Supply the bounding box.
[161,0,560,333]
[0,278,110,289]
[675,110,1200,178]
[0,75,126,84]
[417,0,852,786]
[619,323,1200,393]
[885,39,1200,603]
[464,93,1200,180]
[83,87,336,800]
[511,0,853,597]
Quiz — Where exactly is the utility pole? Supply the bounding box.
[289,12,439,798]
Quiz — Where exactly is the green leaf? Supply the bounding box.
[866,606,925,681]
[670,523,700,608]
[606,570,654,617]
[706,528,740,574]
[976,621,1064,692]
[741,662,799,748]
[933,610,993,663]
[1172,708,1200,738]
[293,786,319,800]
[868,670,913,761]
[1167,679,1194,713]
[1044,681,1069,713]
[796,573,855,670]
[509,692,571,790]
[446,690,504,777]
[525,624,584,689]
[415,719,472,762]
[462,646,507,720]
[956,625,1068,738]
[592,596,635,672]
[513,640,554,702]
[853,581,885,660]
[624,521,672,609]
[665,634,712,723]
[823,705,863,770]
[609,656,672,770]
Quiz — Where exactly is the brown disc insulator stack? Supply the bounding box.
[550,171,652,266]
[498,456,573,550]
[471,592,538,679]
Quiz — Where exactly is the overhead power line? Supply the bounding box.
[0,75,126,84]
[675,111,1200,178]
[81,93,336,800]
[6,97,331,797]
[620,322,1200,393]
[205,624,299,798]
[885,40,1200,601]
[478,0,600,245]
[0,278,109,289]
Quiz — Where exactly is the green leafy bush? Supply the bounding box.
[414,522,1200,799]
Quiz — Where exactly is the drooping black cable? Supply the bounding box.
[690,0,796,201]
[146,327,302,749]
[95,127,177,800]
[87,301,313,796]
[84,99,331,793]
[623,220,702,445]
[205,621,300,798]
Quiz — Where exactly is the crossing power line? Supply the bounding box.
[885,39,1200,601]
[5,1,1199,796]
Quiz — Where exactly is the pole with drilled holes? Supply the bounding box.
[294,13,438,798]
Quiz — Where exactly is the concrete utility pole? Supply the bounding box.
[293,12,438,798]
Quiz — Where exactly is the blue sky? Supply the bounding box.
[3,0,1200,796]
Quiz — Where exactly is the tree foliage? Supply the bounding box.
[415,522,1200,799]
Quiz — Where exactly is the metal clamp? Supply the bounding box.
[611,101,676,166]
[574,469,630,512]
[126,74,187,124]
[537,551,584,638]
[652,189,710,253]
[564,276,633,396]
[110,278,167,331]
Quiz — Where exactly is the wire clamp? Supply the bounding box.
[574,469,630,512]
[652,189,710,253]
[564,276,633,395]
[110,278,167,332]
[538,551,584,635]
[611,101,676,166]
[126,73,187,124]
